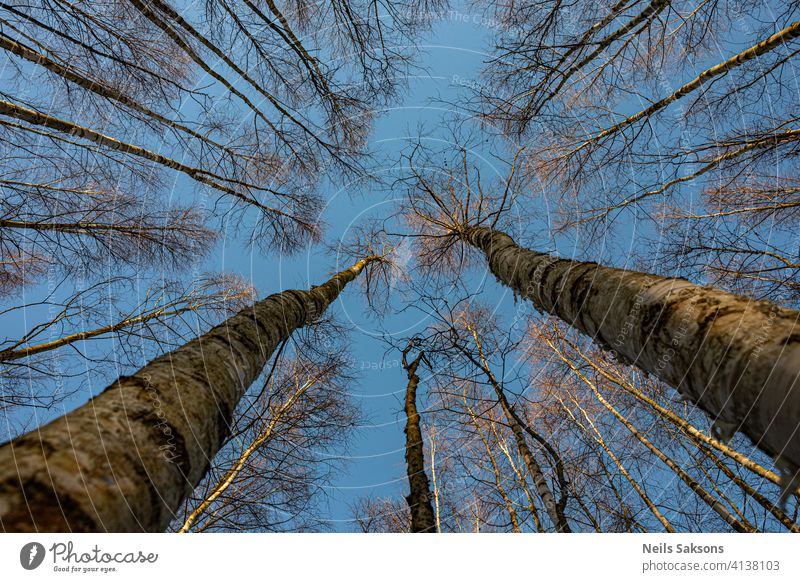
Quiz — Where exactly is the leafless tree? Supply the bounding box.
[0,254,383,531]
[525,320,800,531]
[399,143,800,503]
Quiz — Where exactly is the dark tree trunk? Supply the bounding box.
[402,347,437,533]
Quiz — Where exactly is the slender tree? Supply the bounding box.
[401,343,437,532]
[545,334,757,532]
[462,397,523,533]
[457,318,570,532]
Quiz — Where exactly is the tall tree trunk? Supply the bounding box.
[0,256,379,532]
[401,346,437,533]
[463,226,800,470]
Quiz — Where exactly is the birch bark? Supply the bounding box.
[0,257,378,532]
[464,226,800,470]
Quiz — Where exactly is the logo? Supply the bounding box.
[20,542,46,570]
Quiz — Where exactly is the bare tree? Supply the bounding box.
[0,254,382,531]
[474,0,800,312]
[0,0,444,248]
[401,151,800,498]
[385,293,571,532]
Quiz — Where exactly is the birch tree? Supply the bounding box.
[402,153,800,495]
[0,255,382,531]
[0,0,441,246]
[384,294,572,532]
[476,0,800,301]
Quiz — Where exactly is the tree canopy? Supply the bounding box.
[0,0,798,533]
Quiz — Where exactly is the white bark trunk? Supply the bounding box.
[0,257,377,532]
[465,226,800,471]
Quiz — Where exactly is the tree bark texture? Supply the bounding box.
[464,226,800,470]
[0,257,377,532]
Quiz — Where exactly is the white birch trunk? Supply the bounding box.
[0,257,377,532]
[465,226,800,471]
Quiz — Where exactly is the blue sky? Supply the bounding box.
[244,10,508,528]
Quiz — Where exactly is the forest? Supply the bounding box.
[0,0,798,533]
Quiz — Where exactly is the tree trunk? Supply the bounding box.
[0,256,379,532]
[464,326,571,532]
[401,347,437,533]
[463,397,522,532]
[492,425,545,532]
[564,338,793,495]
[178,374,318,533]
[464,226,800,470]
